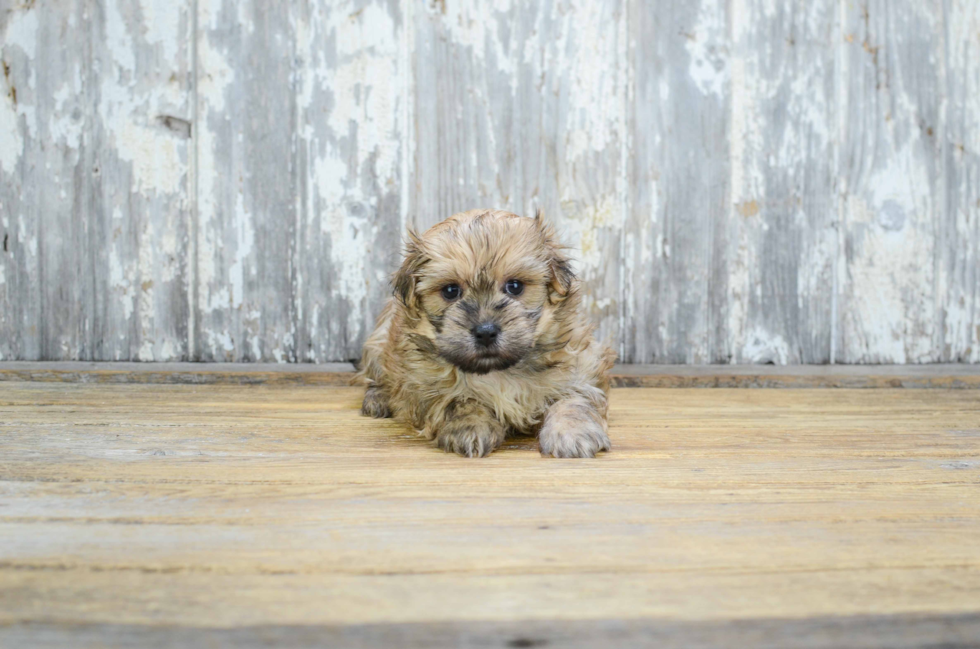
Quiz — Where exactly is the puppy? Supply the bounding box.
[356,209,615,458]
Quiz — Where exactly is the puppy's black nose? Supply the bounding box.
[472,322,501,347]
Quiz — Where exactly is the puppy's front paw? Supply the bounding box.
[436,414,506,458]
[361,387,392,418]
[539,398,611,458]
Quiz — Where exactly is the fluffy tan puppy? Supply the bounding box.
[356,209,615,458]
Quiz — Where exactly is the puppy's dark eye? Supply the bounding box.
[441,284,462,301]
[503,279,524,296]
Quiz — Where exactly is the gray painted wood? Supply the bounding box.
[839,0,945,363]
[625,0,732,363]
[413,0,626,349]
[724,0,838,364]
[1,1,192,361]
[293,0,407,363]
[194,0,406,363]
[194,0,298,361]
[942,0,980,363]
[1,0,978,363]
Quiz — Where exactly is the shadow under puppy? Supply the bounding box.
[357,209,615,458]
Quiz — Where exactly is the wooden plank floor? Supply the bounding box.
[2,381,980,647]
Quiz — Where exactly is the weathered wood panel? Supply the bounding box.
[1,0,978,363]
[293,0,407,363]
[0,1,193,362]
[724,0,838,364]
[194,0,406,363]
[625,0,732,363]
[194,0,298,361]
[2,383,980,638]
[6,614,980,649]
[413,0,626,348]
[941,0,980,363]
[838,0,947,363]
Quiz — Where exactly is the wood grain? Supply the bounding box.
[292,0,408,363]
[4,614,980,649]
[193,0,298,362]
[413,1,626,348]
[625,0,732,363]
[1,382,979,644]
[0,1,193,361]
[838,0,944,363]
[725,0,837,364]
[941,0,980,363]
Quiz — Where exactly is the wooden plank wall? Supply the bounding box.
[1,0,978,364]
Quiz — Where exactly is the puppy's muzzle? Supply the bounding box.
[472,322,501,348]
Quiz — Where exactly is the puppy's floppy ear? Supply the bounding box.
[534,209,574,301]
[392,229,427,310]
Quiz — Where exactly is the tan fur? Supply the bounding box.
[356,209,616,458]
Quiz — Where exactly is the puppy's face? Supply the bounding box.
[394,210,573,375]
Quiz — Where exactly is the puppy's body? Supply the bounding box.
[357,209,615,458]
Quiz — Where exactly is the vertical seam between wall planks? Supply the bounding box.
[938,0,951,361]
[831,0,845,364]
[290,2,301,362]
[188,0,200,361]
[973,35,980,363]
[618,0,630,363]
[400,0,414,235]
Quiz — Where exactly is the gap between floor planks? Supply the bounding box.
[0,362,979,387]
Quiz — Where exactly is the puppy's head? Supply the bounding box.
[393,209,574,375]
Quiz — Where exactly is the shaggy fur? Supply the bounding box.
[356,209,615,458]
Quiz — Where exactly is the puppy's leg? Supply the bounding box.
[357,302,396,418]
[435,401,507,458]
[538,395,611,458]
[361,386,392,418]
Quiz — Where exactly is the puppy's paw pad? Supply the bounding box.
[436,422,504,458]
[361,388,392,418]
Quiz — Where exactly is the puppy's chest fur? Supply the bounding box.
[449,368,560,431]
[392,357,563,434]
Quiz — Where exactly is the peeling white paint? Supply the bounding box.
[742,328,790,365]
[138,0,182,64]
[208,330,234,354]
[195,4,235,320]
[104,1,137,74]
[298,0,405,345]
[686,0,729,98]
[19,212,34,259]
[0,92,21,174]
[99,2,186,197]
[115,122,184,195]
[47,83,83,150]
[138,337,155,361]
[0,9,38,175]
[439,0,514,76]
[552,2,620,162]
[727,32,756,353]
[109,208,136,322]
[2,0,978,364]
[843,193,935,363]
[2,9,38,59]
[227,193,253,310]
[322,3,400,189]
